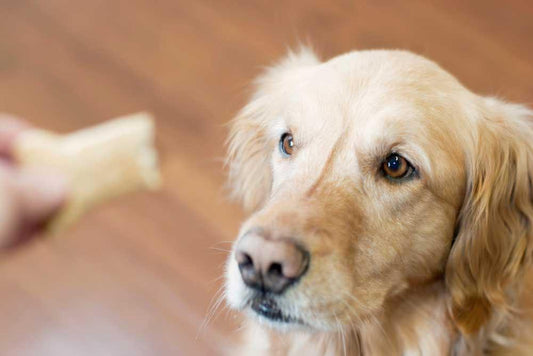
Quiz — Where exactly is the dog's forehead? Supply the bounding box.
[273,51,469,187]
[280,52,467,144]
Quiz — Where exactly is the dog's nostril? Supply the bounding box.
[237,252,256,277]
[268,262,283,277]
[237,250,263,291]
[240,253,253,267]
[236,250,255,269]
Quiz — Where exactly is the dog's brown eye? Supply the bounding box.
[279,133,294,156]
[382,154,412,179]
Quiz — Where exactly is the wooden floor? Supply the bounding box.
[0,1,531,355]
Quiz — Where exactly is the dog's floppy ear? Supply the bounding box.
[446,98,533,336]
[226,47,320,212]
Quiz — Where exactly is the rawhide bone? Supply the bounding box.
[13,112,161,233]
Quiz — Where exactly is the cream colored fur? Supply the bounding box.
[225,49,533,355]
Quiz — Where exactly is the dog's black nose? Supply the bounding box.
[235,232,309,294]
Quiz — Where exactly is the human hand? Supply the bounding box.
[0,115,67,248]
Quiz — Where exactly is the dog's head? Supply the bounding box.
[225,49,533,335]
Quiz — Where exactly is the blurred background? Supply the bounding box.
[0,0,531,355]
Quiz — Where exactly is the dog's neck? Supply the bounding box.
[239,281,459,355]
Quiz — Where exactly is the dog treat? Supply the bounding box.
[13,112,161,234]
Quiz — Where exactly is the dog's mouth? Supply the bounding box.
[250,295,300,324]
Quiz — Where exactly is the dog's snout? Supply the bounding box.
[235,232,309,294]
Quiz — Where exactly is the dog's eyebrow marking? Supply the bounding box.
[305,129,348,198]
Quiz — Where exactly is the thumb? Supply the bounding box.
[0,115,30,158]
[15,168,68,223]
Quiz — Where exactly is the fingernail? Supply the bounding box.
[30,172,68,203]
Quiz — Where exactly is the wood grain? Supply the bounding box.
[0,1,531,355]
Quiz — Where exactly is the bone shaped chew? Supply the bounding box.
[13,112,161,234]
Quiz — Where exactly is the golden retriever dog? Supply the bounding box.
[224,48,533,355]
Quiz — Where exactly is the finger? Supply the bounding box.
[0,165,67,249]
[0,165,20,247]
[0,114,30,158]
[14,168,68,223]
